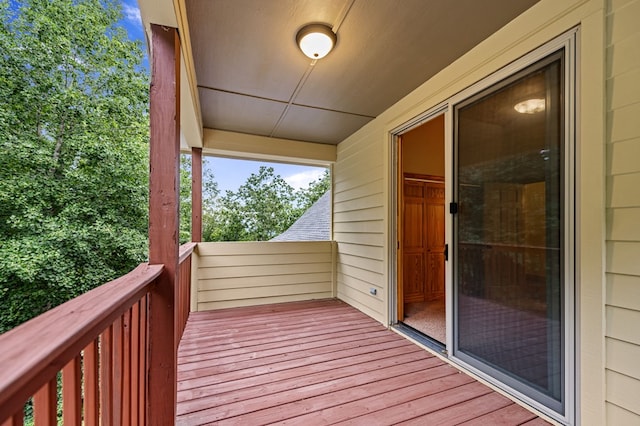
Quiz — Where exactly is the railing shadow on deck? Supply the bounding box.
[0,243,196,425]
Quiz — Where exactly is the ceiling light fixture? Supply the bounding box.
[514,98,546,114]
[296,24,337,59]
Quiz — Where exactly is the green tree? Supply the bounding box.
[0,0,149,332]
[204,166,300,241]
[203,166,330,242]
[296,169,330,211]
[179,154,219,243]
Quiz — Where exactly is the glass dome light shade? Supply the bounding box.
[296,24,336,59]
[514,98,546,114]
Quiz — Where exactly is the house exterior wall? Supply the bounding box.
[605,0,640,423]
[194,241,336,311]
[333,0,610,423]
[333,126,387,322]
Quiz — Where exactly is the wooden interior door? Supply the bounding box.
[403,180,427,303]
[402,176,445,303]
[425,182,445,300]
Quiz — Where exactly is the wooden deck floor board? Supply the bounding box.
[396,392,513,425]
[178,344,423,395]
[177,351,437,414]
[181,308,371,337]
[225,369,474,426]
[179,333,403,377]
[178,338,417,390]
[178,320,379,357]
[303,381,491,425]
[457,403,538,425]
[179,315,374,349]
[179,361,456,424]
[176,299,549,425]
[178,328,393,371]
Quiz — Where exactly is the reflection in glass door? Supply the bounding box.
[453,50,566,413]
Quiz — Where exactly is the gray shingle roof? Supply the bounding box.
[271,191,330,241]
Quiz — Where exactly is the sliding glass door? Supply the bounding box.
[453,50,568,414]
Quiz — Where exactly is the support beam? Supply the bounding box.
[147,23,180,424]
[203,128,336,165]
[191,147,202,242]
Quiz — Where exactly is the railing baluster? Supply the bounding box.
[0,412,23,426]
[130,301,140,426]
[138,295,148,425]
[33,377,56,426]
[112,316,124,425]
[122,308,132,424]
[176,252,192,344]
[100,326,113,426]
[62,355,82,424]
[83,340,100,426]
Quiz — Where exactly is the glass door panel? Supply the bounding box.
[454,51,564,413]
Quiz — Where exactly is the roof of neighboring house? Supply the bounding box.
[271,191,330,241]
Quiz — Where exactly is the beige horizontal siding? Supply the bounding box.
[194,241,336,311]
[334,179,384,203]
[334,207,385,223]
[333,126,387,324]
[606,273,640,311]
[333,193,384,213]
[605,0,640,421]
[337,242,384,261]
[606,403,640,425]
[336,253,385,274]
[607,138,640,175]
[606,370,640,416]
[606,338,640,379]
[606,242,640,276]
[606,306,640,346]
[333,219,384,234]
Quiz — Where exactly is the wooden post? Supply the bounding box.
[191,147,203,242]
[147,23,180,424]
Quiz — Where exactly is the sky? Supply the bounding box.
[118,1,327,194]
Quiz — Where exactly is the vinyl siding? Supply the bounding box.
[194,241,336,311]
[605,0,640,422]
[333,127,387,323]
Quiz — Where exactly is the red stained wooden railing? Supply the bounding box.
[0,243,196,425]
[177,242,196,347]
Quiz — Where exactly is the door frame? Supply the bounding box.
[390,105,451,344]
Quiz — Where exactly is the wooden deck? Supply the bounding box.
[176,299,549,425]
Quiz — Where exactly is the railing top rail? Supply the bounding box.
[179,242,197,263]
[0,263,163,419]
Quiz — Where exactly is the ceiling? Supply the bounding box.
[185,0,540,145]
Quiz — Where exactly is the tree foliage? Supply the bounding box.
[205,166,297,241]
[203,166,330,242]
[297,169,331,211]
[0,0,149,333]
[179,154,219,243]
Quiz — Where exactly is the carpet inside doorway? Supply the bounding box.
[403,298,446,343]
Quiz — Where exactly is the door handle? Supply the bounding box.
[444,244,448,261]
